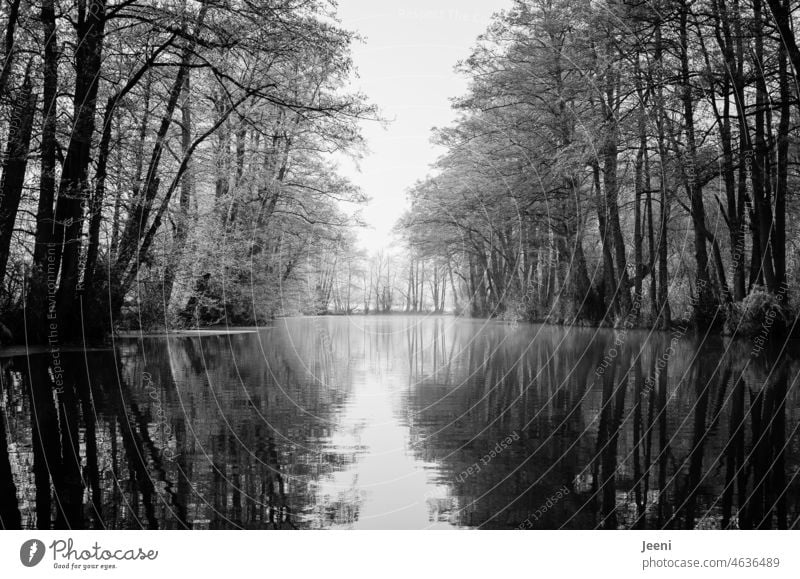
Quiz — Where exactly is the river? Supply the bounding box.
[0,316,798,529]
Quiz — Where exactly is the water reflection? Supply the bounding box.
[0,317,798,529]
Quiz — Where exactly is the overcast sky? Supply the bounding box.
[335,0,512,249]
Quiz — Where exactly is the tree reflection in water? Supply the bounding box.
[0,318,798,529]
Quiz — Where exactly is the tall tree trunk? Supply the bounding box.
[732,0,749,298]
[112,65,189,290]
[84,39,175,296]
[52,0,107,329]
[644,143,657,320]
[593,160,617,322]
[774,10,789,291]
[710,0,746,301]
[634,68,646,317]
[448,262,459,313]
[0,68,37,285]
[82,98,115,295]
[33,0,58,271]
[0,0,21,96]
[679,1,714,326]
[654,12,671,330]
[602,107,631,318]
[751,0,777,292]
[765,0,800,115]
[111,7,207,303]
[163,74,194,307]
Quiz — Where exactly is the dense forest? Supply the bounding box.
[398,0,800,335]
[0,0,373,342]
[1,0,800,343]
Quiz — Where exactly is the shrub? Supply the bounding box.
[724,286,793,338]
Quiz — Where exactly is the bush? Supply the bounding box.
[501,295,526,323]
[724,286,793,338]
[119,274,172,331]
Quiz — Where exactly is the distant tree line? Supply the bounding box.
[297,246,451,316]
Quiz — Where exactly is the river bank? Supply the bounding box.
[2,308,798,351]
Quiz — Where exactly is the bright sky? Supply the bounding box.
[335,0,512,250]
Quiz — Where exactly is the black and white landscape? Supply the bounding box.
[0,0,799,530]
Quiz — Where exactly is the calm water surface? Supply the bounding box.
[1,316,798,529]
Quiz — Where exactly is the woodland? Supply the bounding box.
[397,0,800,336]
[1,0,799,342]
